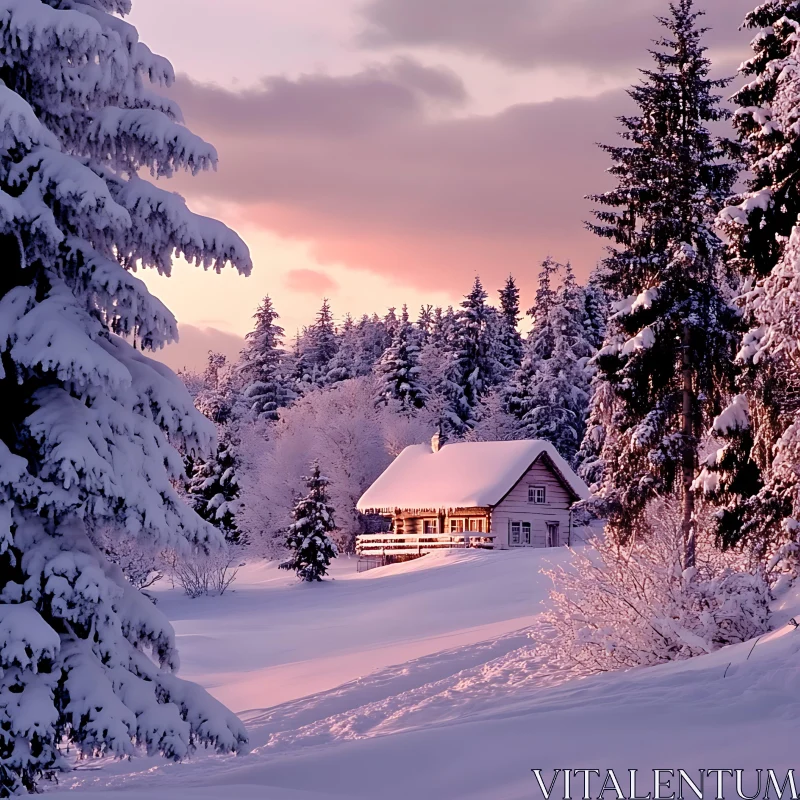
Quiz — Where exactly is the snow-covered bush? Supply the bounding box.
[539,503,771,674]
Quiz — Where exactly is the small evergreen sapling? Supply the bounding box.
[280,465,338,582]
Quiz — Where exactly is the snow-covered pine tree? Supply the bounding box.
[585,0,740,564]
[187,426,245,546]
[496,275,524,378]
[195,352,236,424]
[287,330,313,397]
[509,263,593,463]
[443,277,502,431]
[279,464,338,582]
[352,313,390,377]
[304,299,338,386]
[416,305,435,343]
[0,1,250,791]
[327,313,358,385]
[383,306,399,339]
[239,295,293,421]
[506,257,561,423]
[705,2,800,566]
[375,313,427,412]
[582,271,609,351]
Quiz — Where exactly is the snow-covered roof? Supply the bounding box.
[357,440,589,514]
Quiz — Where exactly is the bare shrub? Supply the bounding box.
[165,547,241,598]
[90,526,163,590]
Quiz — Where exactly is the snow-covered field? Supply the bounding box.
[56,550,800,800]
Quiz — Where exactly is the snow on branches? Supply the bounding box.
[280,463,338,582]
[539,503,771,675]
[0,0,252,791]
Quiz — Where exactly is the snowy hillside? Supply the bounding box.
[55,551,800,800]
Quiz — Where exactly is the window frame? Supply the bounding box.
[450,518,465,534]
[528,485,547,505]
[469,518,484,533]
[423,518,438,535]
[510,521,521,546]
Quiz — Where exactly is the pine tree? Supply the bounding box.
[305,299,338,385]
[279,464,338,582]
[187,426,245,546]
[287,330,312,397]
[327,314,359,385]
[497,275,524,377]
[527,257,559,342]
[508,263,593,462]
[416,305,435,343]
[195,351,236,424]
[706,1,800,563]
[375,315,428,412]
[506,258,564,422]
[585,0,740,565]
[444,277,502,430]
[0,2,249,791]
[582,271,610,351]
[353,314,391,376]
[239,295,293,421]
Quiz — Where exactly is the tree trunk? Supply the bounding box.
[681,322,696,570]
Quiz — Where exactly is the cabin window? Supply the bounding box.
[423,519,438,535]
[469,518,484,533]
[547,522,560,548]
[528,485,547,504]
[450,519,465,533]
[510,522,521,545]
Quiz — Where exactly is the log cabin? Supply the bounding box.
[355,437,589,557]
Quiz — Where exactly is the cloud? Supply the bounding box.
[357,0,754,74]
[171,65,630,293]
[154,325,245,373]
[285,268,339,294]
[174,57,467,139]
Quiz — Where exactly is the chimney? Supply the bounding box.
[431,424,447,453]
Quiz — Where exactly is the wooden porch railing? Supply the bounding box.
[356,533,496,556]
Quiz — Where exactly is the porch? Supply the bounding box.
[355,531,497,559]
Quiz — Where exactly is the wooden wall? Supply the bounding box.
[491,459,572,549]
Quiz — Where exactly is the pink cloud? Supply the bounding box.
[171,65,629,293]
[285,268,339,294]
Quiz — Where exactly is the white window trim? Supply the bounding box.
[528,485,547,504]
[423,518,438,534]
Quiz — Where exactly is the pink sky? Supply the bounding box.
[129,0,754,370]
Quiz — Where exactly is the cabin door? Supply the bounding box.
[546,522,560,548]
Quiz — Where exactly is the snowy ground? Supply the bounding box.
[56,550,800,800]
